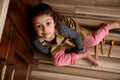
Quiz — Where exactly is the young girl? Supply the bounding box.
[28,3,120,67]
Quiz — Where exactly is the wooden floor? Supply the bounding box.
[30,44,120,80]
[30,0,120,80]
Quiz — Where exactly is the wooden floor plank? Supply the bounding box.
[42,2,120,22]
[31,71,102,80]
[34,63,120,79]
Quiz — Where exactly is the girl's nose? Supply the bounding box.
[42,25,47,32]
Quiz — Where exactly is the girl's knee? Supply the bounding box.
[53,59,65,66]
[52,50,76,66]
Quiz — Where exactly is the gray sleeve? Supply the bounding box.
[33,39,50,55]
[59,22,83,52]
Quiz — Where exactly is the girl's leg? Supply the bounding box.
[52,49,99,66]
[83,26,109,46]
[52,50,77,66]
[106,22,120,30]
[83,22,120,46]
[77,49,99,66]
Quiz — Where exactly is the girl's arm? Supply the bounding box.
[33,39,50,55]
[59,22,84,53]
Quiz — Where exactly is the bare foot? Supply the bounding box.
[84,50,99,67]
[106,22,120,30]
[76,50,99,67]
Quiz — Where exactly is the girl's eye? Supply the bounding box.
[37,24,42,28]
[38,25,41,28]
[46,22,51,26]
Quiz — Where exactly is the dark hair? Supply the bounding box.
[27,3,59,40]
[29,3,59,26]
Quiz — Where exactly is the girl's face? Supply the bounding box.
[33,14,56,41]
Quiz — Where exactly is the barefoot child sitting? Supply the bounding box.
[28,3,120,67]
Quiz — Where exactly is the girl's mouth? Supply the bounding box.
[42,33,50,36]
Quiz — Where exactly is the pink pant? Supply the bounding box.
[52,26,109,66]
[52,50,76,66]
[83,26,109,46]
